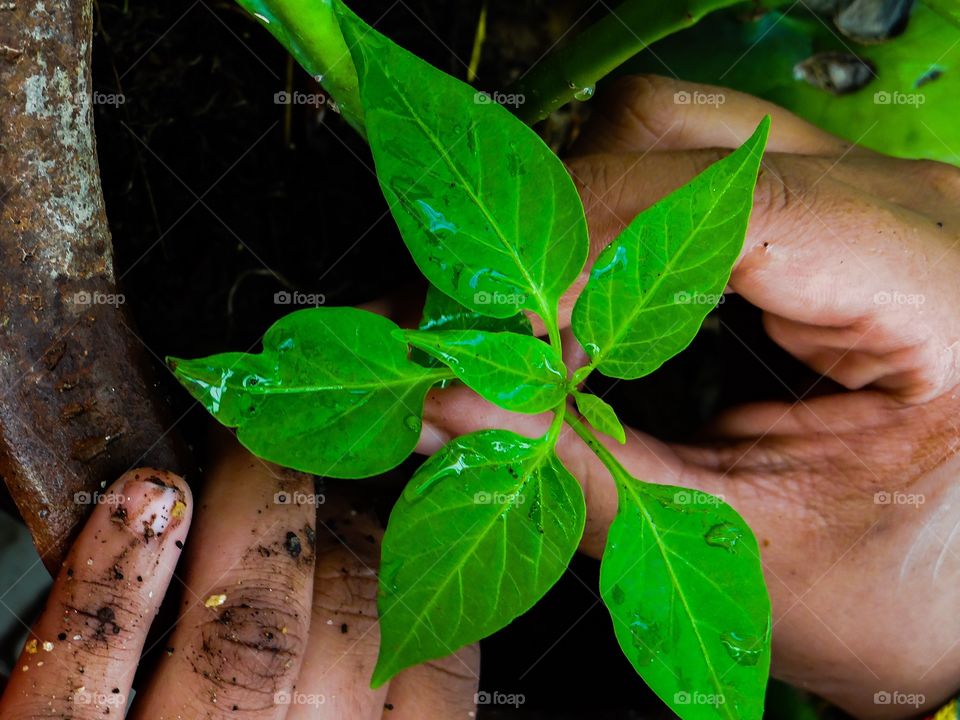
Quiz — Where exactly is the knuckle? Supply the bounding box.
[190,585,309,700]
[60,580,148,660]
[751,156,795,223]
[911,159,960,198]
[614,75,682,143]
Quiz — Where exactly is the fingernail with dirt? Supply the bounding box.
[110,472,187,546]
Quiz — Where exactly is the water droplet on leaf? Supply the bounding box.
[720,631,763,666]
[704,522,743,552]
[574,84,595,101]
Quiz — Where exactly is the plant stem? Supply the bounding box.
[510,0,743,124]
[234,0,365,135]
[563,407,625,484]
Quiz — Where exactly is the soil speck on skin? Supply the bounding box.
[385,703,394,711]
[205,594,227,609]
[340,623,348,634]
[284,532,302,559]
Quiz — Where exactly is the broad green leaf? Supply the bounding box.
[573,391,626,444]
[373,429,585,686]
[334,1,589,326]
[572,118,769,380]
[168,308,448,478]
[403,330,567,414]
[602,474,771,720]
[624,3,959,164]
[419,283,533,335]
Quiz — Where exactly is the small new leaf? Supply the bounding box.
[601,473,771,720]
[374,429,585,685]
[334,1,589,328]
[573,392,626,444]
[168,307,447,478]
[403,330,567,414]
[572,117,770,379]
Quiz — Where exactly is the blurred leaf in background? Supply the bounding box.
[625,1,959,165]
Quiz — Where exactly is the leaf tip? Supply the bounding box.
[370,658,397,689]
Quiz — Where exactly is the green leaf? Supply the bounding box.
[419,283,533,335]
[572,118,769,380]
[374,429,585,685]
[601,475,771,720]
[624,4,959,164]
[334,1,589,327]
[168,307,448,478]
[573,391,626,444]
[403,330,567,414]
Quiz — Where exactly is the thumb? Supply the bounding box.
[418,386,707,557]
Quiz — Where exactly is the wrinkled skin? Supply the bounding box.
[418,76,960,719]
[0,438,479,719]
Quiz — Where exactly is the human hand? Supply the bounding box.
[0,439,479,718]
[418,75,960,718]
